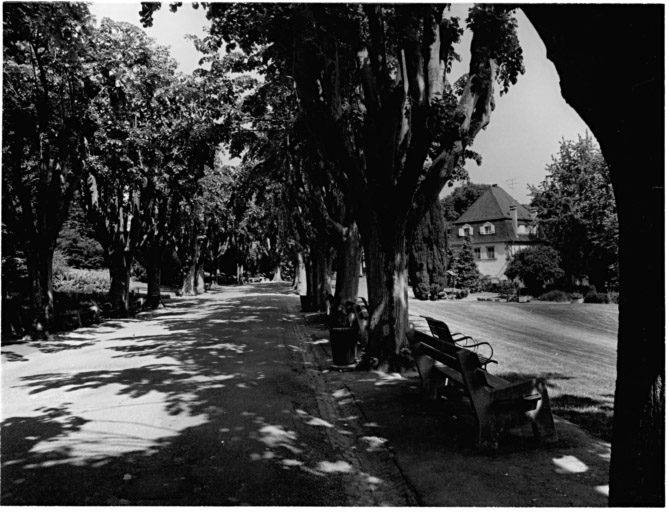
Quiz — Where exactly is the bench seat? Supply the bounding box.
[408,328,557,450]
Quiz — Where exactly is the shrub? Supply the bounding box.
[505,246,564,296]
[131,260,147,281]
[584,291,610,304]
[538,289,570,302]
[608,291,620,304]
[53,250,70,279]
[54,268,110,296]
[455,289,469,299]
[498,280,516,299]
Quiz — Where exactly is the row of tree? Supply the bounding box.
[2,3,279,336]
[141,3,527,371]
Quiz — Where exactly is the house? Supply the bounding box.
[449,184,541,280]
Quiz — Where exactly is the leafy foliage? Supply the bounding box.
[3,2,97,333]
[505,245,564,295]
[441,183,490,222]
[530,134,619,290]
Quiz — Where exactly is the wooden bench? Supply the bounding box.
[407,328,557,450]
[423,316,498,369]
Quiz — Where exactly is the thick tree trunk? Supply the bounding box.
[523,6,664,506]
[145,255,162,309]
[108,249,131,316]
[272,265,283,282]
[334,221,361,306]
[361,219,409,373]
[608,170,664,506]
[27,245,54,338]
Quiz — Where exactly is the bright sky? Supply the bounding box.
[87,2,593,204]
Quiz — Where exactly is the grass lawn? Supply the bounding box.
[408,297,618,441]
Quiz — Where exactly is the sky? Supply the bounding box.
[87,2,593,205]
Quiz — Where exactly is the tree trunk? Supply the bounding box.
[361,219,409,373]
[108,249,131,316]
[26,245,54,338]
[334,221,361,306]
[272,265,283,282]
[523,6,664,506]
[296,252,307,295]
[307,239,332,312]
[145,255,162,309]
[181,235,203,296]
[609,167,664,506]
[195,263,206,294]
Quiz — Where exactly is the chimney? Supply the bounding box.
[510,205,518,235]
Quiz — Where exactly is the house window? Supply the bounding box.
[479,222,495,235]
[518,224,527,234]
[486,246,495,259]
[459,224,473,237]
[474,248,481,260]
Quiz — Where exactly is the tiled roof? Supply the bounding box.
[454,185,533,224]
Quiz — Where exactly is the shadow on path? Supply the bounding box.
[1,287,351,505]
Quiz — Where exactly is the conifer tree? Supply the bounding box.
[409,201,448,300]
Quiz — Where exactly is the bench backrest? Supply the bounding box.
[424,316,458,344]
[408,328,487,393]
[408,329,462,368]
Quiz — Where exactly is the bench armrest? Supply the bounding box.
[456,340,494,361]
[452,335,475,345]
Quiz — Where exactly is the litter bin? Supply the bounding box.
[329,326,357,366]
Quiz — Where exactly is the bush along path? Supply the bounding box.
[1,283,416,506]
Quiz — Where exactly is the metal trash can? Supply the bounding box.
[329,326,357,366]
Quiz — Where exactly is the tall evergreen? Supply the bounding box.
[409,201,448,300]
[448,238,480,290]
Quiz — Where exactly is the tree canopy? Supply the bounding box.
[505,245,564,295]
[530,134,618,290]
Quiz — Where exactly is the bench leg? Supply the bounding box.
[477,419,500,451]
[527,380,558,443]
[427,368,448,400]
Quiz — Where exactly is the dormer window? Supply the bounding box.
[458,224,473,237]
[479,222,495,235]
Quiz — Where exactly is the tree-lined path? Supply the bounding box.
[3,282,615,506]
[1,283,414,506]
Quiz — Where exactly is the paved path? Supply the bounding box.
[2,282,611,506]
[1,284,414,506]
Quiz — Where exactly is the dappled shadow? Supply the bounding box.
[327,363,610,506]
[1,289,360,505]
[1,350,29,362]
[213,281,297,297]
